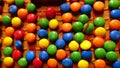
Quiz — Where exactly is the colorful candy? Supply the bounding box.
[15,40,22,50]
[3,57,14,67]
[104,41,116,51]
[12,50,21,60]
[95,48,106,59]
[47,58,58,68]
[62,13,73,23]
[3,47,13,56]
[55,38,66,48]
[80,40,91,50]
[14,30,24,40]
[26,51,35,61]
[32,58,43,68]
[110,9,120,19]
[113,60,120,68]
[94,59,106,68]
[70,51,81,62]
[18,58,28,67]
[12,17,21,27]
[63,32,73,42]
[46,7,55,19]
[15,0,24,7]
[48,31,58,41]
[47,44,57,55]
[109,19,120,30]
[26,3,36,12]
[70,2,81,12]
[110,30,120,41]
[93,1,105,12]
[92,37,105,47]
[56,49,66,60]
[27,13,37,23]
[17,8,28,19]
[49,19,59,29]
[72,22,83,32]
[2,15,11,25]
[5,27,14,36]
[80,4,92,14]
[60,3,70,12]
[39,51,49,61]
[94,27,106,37]
[83,23,94,34]
[25,33,36,43]
[106,51,118,62]
[62,23,72,32]
[84,0,94,5]
[78,14,89,24]
[81,51,92,60]
[3,37,13,46]
[9,5,18,14]
[78,60,89,68]
[62,58,73,68]
[94,17,105,27]
[38,18,49,29]
[74,32,84,43]
[109,0,119,9]
[26,23,36,32]
[39,39,49,49]
[37,29,48,38]
[69,40,79,51]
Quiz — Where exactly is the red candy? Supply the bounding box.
[46,7,56,19]
[33,58,43,68]
[14,30,24,40]
[27,13,37,23]
[12,50,21,60]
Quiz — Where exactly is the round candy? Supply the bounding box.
[72,22,83,32]
[60,3,70,12]
[48,31,58,41]
[70,51,81,62]
[12,50,21,60]
[9,5,17,14]
[15,0,24,7]
[109,0,119,9]
[26,23,36,32]
[106,51,118,62]
[3,37,13,46]
[62,13,73,23]
[80,40,91,50]
[5,27,14,36]
[81,51,92,60]
[62,23,72,32]
[109,19,120,30]
[69,40,79,51]
[37,29,48,38]
[74,32,84,43]
[110,9,120,19]
[80,4,92,14]
[63,32,73,42]
[3,47,13,56]
[113,60,120,68]
[27,13,37,23]
[78,14,89,24]
[84,0,94,5]
[46,7,55,19]
[26,3,36,12]
[95,48,106,59]
[78,60,89,68]
[47,58,58,68]
[94,59,106,68]
[56,49,66,60]
[3,57,14,67]
[2,15,11,25]
[32,58,42,68]
[39,51,49,61]
[17,8,28,19]
[83,23,94,34]
[38,18,49,29]
[93,1,105,12]
[6,0,14,4]
[55,38,66,48]
[62,58,73,68]
[26,51,35,61]
[94,17,105,27]
[110,30,120,41]
[95,27,106,37]
[47,44,57,55]
[49,19,58,29]
[39,39,49,49]
[14,30,24,40]
[25,33,35,43]
[18,58,27,67]
[15,40,22,50]
[70,2,81,12]
[92,37,105,47]
[12,17,21,27]
[104,41,116,51]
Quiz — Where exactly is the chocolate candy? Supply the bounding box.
[62,58,73,68]
[38,18,49,29]
[47,44,57,55]
[110,30,120,41]
[82,51,92,60]
[78,14,89,24]
[26,51,35,61]
[46,7,55,19]
[104,41,116,51]
[55,38,66,48]
[106,51,118,62]
[109,0,119,9]
[80,4,92,14]
[110,9,120,19]
[74,32,84,43]
[72,22,83,32]
[37,29,48,38]
[60,3,70,12]
[3,47,13,56]
[9,5,18,14]
[15,0,24,7]
[12,50,21,60]
[94,17,105,27]
[63,32,73,42]
[48,31,58,41]
[39,51,49,61]
[18,58,28,67]
[26,3,36,12]
[27,13,37,23]
[70,51,81,62]
[95,48,106,59]
[2,15,11,25]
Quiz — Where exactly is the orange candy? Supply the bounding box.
[94,59,106,68]
[25,33,36,43]
[47,58,58,68]
[26,23,36,32]
[62,13,73,23]
[17,8,28,19]
[93,1,105,12]
[109,19,120,30]
[5,27,14,36]
[62,23,72,32]
[70,2,81,12]
[56,49,66,60]
[92,37,105,48]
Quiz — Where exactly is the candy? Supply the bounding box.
[109,0,119,9]
[70,2,81,12]
[55,38,66,48]
[78,14,89,24]
[110,30,120,41]
[5,27,14,36]
[110,9,120,19]
[47,58,58,68]
[5,0,14,4]
[9,5,17,14]
[94,59,106,68]
[104,41,116,51]
[69,40,79,51]
[83,23,94,34]
[26,3,36,12]
[39,51,49,61]
[12,50,21,60]
[15,0,24,7]
[25,33,36,43]
[32,58,43,68]
[95,27,106,37]
[63,32,73,42]
[95,48,106,59]
[74,32,84,43]
[113,60,120,68]
[27,13,37,23]
[46,7,55,19]
[92,37,105,47]
[80,4,92,14]
[60,3,70,12]
[48,31,58,41]
[14,30,24,40]
[56,49,66,60]
[84,0,94,5]
[62,58,73,68]
[106,51,118,62]
[2,15,11,25]
[49,19,59,29]
[81,51,92,60]
[3,57,14,67]
[18,58,27,67]
[11,17,21,27]
[26,51,35,61]
[78,60,89,68]
[26,23,36,32]
[62,23,72,32]
[47,44,57,55]
[15,40,22,50]
[39,39,49,49]
[93,1,105,12]
[3,47,13,56]
[3,37,13,46]
[38,18,49,29]
[37,29,48,38]
[17,8,28,19]
[72,22,83,32]
[94,17,105,27]
[80,40,91,50]
[62,13,73,23]
[70,51,81,62]
[109,19,120,30]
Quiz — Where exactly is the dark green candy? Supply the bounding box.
[3,47,13,56]
[83,23,94,34]
[109,0,119,9]
[18,58,28,67]
[38,18,49,29]
[47,44,57,55]
[72,22,83,32]
[84,0,94,5]
[94,17,105,27]
[74,32,84,43]
[70,51,81,62]
[95,48,106,59]
[2,15,11,25]
[26,3,36,12]
[104,41,116,51]
[48,31,58,41]
[106,51,118,62]
[15,0,24,7]
[78,14,89,24]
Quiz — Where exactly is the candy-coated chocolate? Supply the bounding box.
[3,57,14,67]
[94,59,106,68]
[110,30,120,41]
[95,48,106,59]
[84,0,94,5]
[80,40,91,50]
[83,23,94,34]
[78,60,89,68]
[37,29,48,38]
[81,51,92,60]
[15,40,22,50]
[55,38,66,48]
[5,27,14,36]
[3,37,13,46]
[48,31,58,41]
[62,58,73,68]
[106,51,118,62]
[109,19,120,30]
[95,27,106,37]
[47,58,58,68]
[63,32,73,42]
[27,13,37,23]
[56,49,66,60]
[26,3,36,12]
[39,51,49,61]
[69,40,79,51]
[47,44,57,55]
[104,41,116,51]
[60,3,70,12]
[15,0,24,7]
[14,30,24,40]
[109,0,119,9]
[26,51,35,61]
[70,51,81,62]
[2,15,11,25]
[62,13,73,23]
[113,60,120,68]
[32,58,43,68]
[94,17,105,27]
[39,39,49,49]
[92,37,105,47]
[26,23,36,32]
[80,4,92,14]
[46,7,55,19]
[18,58,28,67]
[25,33,36,43]
[72,22,83,32]
[110,9,120,19]
[11,17,21,27]
[38,18,49,29]
[70,2,81,12]
[17,8,28,19]
[62,23,72,32]
[74,32,84,43]
[93,1,105,12]
[12,50,21,60]
[49,19,58,29]
[3,47,13,56]
[78,14,89,24]
[9,5,17,14]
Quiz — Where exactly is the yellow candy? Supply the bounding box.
[3,57,14,67]
[6,0,14,4]
[78,60,89,68]
[80,40,91,50]
[39,39,49,49]
[49,19,59,29]
[3,37,13,46]
[69,40,79,51]
[95,27,106,37]
[12,17,21,28]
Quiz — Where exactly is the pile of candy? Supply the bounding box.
[0,0,120,68]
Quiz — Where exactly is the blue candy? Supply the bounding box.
[63,32,73,42]
[15,40,22,50]
[60,3,70,12]
[113,60,120,68]
[110,30,120,41]
[62,58,73,68]
[39,51,49,61]
[26,51,35,61]
[9,5,18,14]
[55,38,66,48]
[80,4,92,14]
[110,9,120,19]
[81,51,92,60]
[37,29,48,38]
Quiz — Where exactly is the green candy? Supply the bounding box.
[94,17,105,27]
[106,51,118,62]
[72,22,83,32]
[15,0,24,7]
[47,44,57,55]
[38,18,49,29]
[3,47,13,56]
[2,15,11,25]
[84,23,94,34]
[95,48,106,59]
[84,0,94,5]
[70,51,81,62]
[48,31,58,41]
[78,14,89,24]
[18,58,28,67]
[74,32,84,43]
[26,3,36,12]
[104,41,116,51]
[109,0,119,9]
